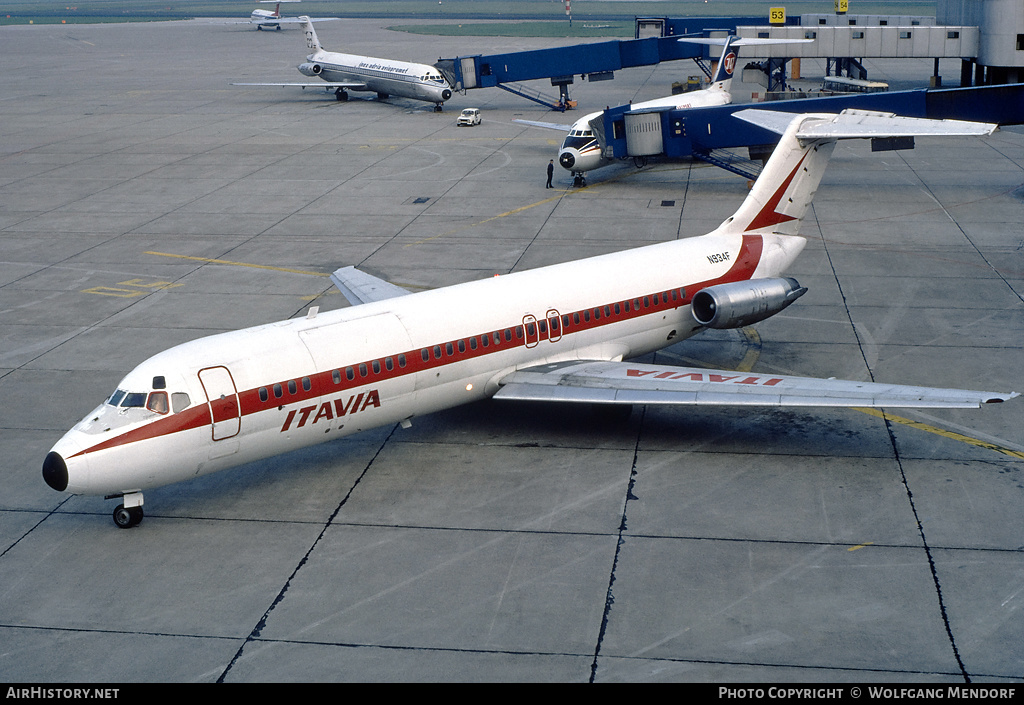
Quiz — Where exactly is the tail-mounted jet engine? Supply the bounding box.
[298,63,323,77]
[691,277,807,329]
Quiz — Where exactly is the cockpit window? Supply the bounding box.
[147,392,169,415]
[122,392,147,408]
[107,389,146,407]
[171,393,191,414]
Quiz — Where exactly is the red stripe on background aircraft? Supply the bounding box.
[42,110,1015,528]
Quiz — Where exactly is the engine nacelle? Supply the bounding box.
[691,277,807,329]
[298,62,323,77]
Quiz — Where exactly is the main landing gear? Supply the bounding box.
[334,88,348,101]
[434,102,444,112]
[110,491,144,529]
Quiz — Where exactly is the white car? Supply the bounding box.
[457,108,482,126]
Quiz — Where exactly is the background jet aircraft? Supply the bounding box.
[41,110,1013,528]
[517,35,809,185]
[235,2,339,30]
[232,16,453,110]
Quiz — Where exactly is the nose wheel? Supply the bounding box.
[113,505,144,529]
[110,491,145,528]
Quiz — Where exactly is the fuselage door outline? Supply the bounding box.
[546,309,562,343]
[523,314,539,348]
[198,366,241,441]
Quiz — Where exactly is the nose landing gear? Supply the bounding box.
[110,491,145,529]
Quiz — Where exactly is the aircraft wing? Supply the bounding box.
[330,266,412,306]
[513,119,572,132]
[493,360,1016,408]
[232,82,368,90]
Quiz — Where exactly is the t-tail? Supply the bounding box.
[714,109,998,238]
[707,35,739,92]
[299,16,322,53]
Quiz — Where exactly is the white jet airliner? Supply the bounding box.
[232,16,453,110]
[518,35,808,185]
[42,110,1015,528]
[244,2,337,30]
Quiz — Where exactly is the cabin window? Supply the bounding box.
[259,387,269,402]
[359,363,368,377]
[503,329,511,342]
[605,305,612,317]
[445,342,454,356]
[372,360,381,374]
[562,315,569,328]
[171,392,191,414]
[302,377,311,391]
[385,357,394,371]
[273,383,283,398]
[433,346,442,360]
[288,380,297,395]
[152,376,166,390]
[634,298,641,309]
[573,313,580,325]
[516,326,524,340]
[398,354,407,368]
[458,340,466,353]
[469,337,477,350]
[332,370,341,384]
[421,348,430,362]
[526,322,536,336]
[481,335,489,348]
[346,367,355,381]
[147,392,169,415]
[623,301,630,313]
[594,308,601,320]
[644,296,650,308]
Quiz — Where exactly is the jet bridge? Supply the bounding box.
[435,17,766,110]
[597,83,1024,179]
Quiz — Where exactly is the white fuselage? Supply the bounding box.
[558,82,732,176]
[46,228,804,500]
[304,48,453,105]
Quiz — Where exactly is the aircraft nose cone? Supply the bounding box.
[43,451,68,492]
[559,151,575,169]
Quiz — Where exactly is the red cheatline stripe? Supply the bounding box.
[73,235,763,455]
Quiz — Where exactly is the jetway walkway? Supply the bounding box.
[597,83,1024,178]
[434,17,764,110]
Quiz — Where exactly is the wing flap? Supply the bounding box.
[494,360,1016,408]
[330,266,411,306]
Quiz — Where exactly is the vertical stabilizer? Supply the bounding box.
[300,16,322,53]
[707,35,738,92]
[716,115,835,236]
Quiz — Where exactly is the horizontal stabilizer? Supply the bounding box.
[330,266,411,306]
[734,108,998,140]
[512,119,572,132]
[495,360,1017,408]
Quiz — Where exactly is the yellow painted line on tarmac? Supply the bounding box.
[848,542,874,552]
[145,251,327,277]
[855,407,1024,459]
